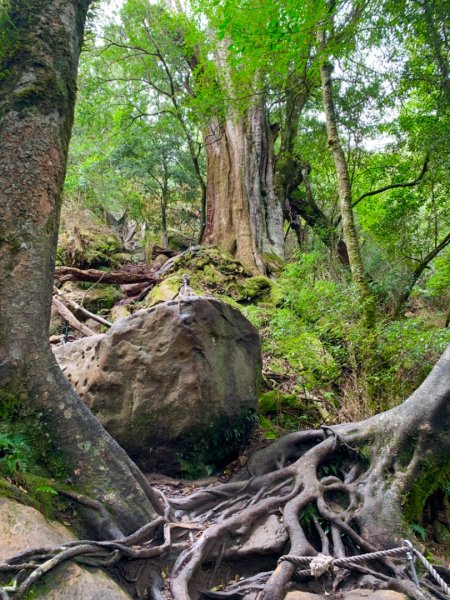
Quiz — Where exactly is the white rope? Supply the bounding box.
[279,540,450,596]
[310,553,334,577]
[411,545,449,596]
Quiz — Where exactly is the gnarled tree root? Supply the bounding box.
[0,427,440,600]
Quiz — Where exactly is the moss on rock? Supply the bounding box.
[57,229,123,269]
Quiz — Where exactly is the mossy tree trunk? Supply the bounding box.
[202,99,284,274]
[0,0,161,537]
[317,26,376,325]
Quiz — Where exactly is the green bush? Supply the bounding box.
[246,251,450,432]
[0,433,30,476]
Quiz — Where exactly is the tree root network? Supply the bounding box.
[0,428,444,600]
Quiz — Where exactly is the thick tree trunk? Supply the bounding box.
[318,29,376,324]
[202,101,284,274]
[0,0,160,536]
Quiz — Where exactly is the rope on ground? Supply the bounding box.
[407,541,450,596]
[309,554,334,577]
[278,539,450,596]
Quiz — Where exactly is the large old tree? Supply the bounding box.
[202,100,285,274]
[0,0,162,536]
[0,1,449,599]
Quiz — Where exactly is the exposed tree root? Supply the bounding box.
[3,347,449,599]
[0,429,441,600]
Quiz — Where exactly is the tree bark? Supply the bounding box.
[318,27,376,324]
[336,344,450,544]
[54,266,159,284]
[0,0,161,537]
[202,101,284,274]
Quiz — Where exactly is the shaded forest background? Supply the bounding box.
[61,0,450,428]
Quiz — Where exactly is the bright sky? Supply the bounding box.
[99,0,124,22]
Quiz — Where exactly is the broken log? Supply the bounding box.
[151,245,177,259]
[53,287,112,328]
[51,297,96,337]
[54,266,159,285]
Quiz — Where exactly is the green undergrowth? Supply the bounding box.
[0,383,76,522]
[146,247,450,436]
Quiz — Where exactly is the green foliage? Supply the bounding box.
[426,249,450,302]
[65,0,209,242]
[0,1,17,80]
[241,250,450,433]
[0,433,30,476]
[410,522,428,541]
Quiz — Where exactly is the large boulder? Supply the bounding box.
[0,497,132,599]
[54,298,261,475]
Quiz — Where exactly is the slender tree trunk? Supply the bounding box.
[174,114,207,243]
[202,101,284,274]
[161,172,169,249]
[318,28,376,324]
[393,230,450,317]
[0,0,161,537]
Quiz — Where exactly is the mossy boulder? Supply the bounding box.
[53,298,261,476]
[227,275,283,304]
[57,228,123,269]
[167,228,192,251]
[143,275,180,307]
[143,247,282,308]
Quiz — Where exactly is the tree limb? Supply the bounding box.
[54,266,159,284]
[352,154,430,209]
[51,297,96,337]
[53,287,112,327]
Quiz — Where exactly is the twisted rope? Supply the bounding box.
[410,545,449,596]
[279,540,450,595]
[279,546,407,568]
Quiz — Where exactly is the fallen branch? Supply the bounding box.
[51,297,96,337]
[54,266,159,285]
[151,245,177,259]
[53,287,112,328]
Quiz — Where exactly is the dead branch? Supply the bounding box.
[53,287,112,327]
[54,266,160,285]
[51,297,96,337]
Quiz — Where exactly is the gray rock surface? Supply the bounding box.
[54,298,261,474]
[0,497,131,599]
[228,514,287,556]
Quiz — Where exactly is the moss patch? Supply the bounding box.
[57,230,123,269]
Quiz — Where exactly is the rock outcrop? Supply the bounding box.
[54,298,261,475]
[0,497,132,599]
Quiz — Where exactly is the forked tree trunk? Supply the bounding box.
[202,101,284,274]
[0,0,161,536]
